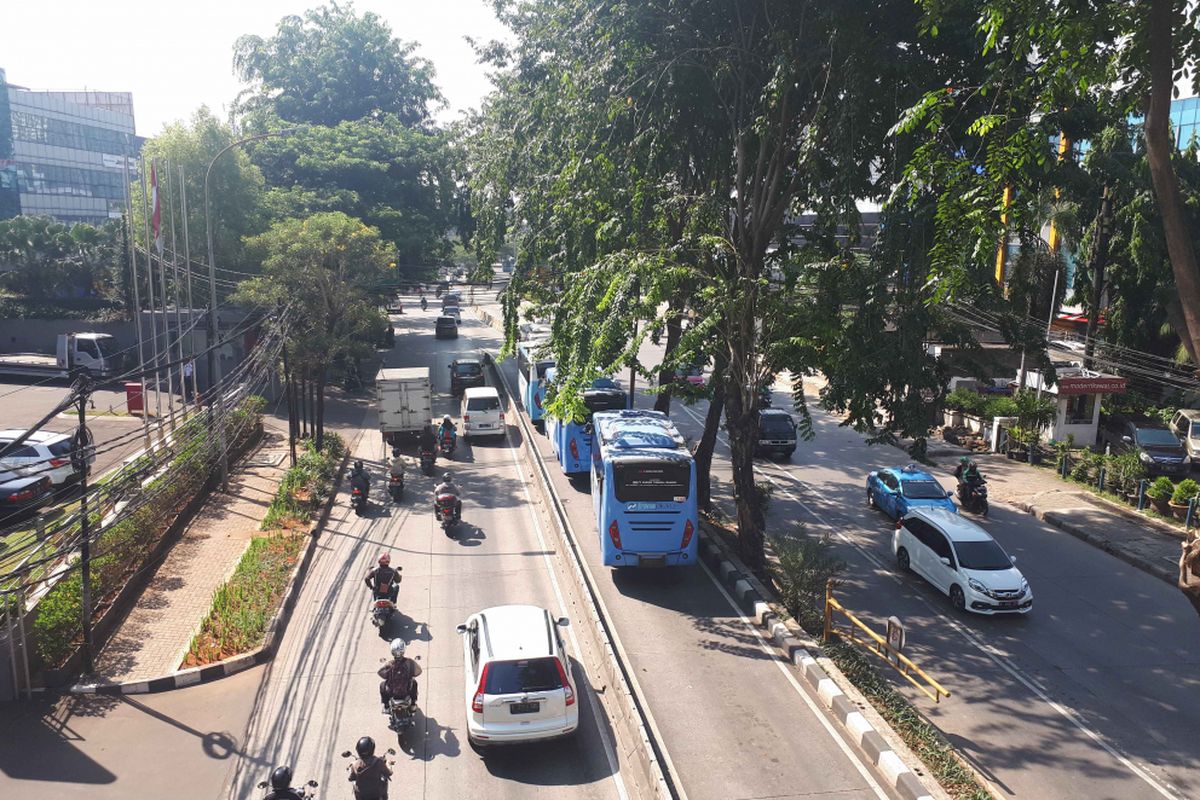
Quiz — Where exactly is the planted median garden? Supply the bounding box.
[184,433,345,666]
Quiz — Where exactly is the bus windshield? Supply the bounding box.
[614,461,691,502]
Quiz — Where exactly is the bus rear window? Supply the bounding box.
[614,462,691,501]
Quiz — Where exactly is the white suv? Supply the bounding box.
[456,605,578,745]
[0,428,94,488]
[462,387,505,439]
[892,507,1032,615]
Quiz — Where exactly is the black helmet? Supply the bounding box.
[355,460,364,471]
[356,736,376,758]
[270,765,293,789]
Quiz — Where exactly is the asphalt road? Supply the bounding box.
[630,346,1200,800]
[0,309,624,799]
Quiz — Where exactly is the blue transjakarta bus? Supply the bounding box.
[590,409,698,567]
[516,340,555,428]
[546,376,629,475]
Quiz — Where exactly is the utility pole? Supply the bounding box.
[138,159,163,434]
[122,157,151,450]
[72,369,95,676]
[1084,186,1114,370]
[179,164,199,409]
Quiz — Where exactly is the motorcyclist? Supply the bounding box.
[350,460,371,492]
[348,736,392,800]
[379,638,422,712]
[420,296,428,311]
[364,554,401,604]
[437,415,457,452]
[433,472,462,521]
[263,766,305,800]
[388,448,406,483]
[417,424,438,456]
[954,456,984,488]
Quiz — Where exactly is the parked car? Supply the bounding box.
[457,604,578,746]
[449,359,486,395]
[1170,409,1200,465]
[674,364,706,387]
[866,464,956,519]
[893,507,1032,615]
[435,315,458,340]
[756,409,797,459]
[462,386,505,440]
[0,428,94,488]
[1098,414,1190,476]
[0,474,54,515]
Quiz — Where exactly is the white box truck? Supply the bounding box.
[0,333,122,379]
[377,367,433,445]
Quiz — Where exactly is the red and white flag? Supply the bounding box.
[151,162,163,255]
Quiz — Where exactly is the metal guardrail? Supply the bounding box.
[823,580,951,704]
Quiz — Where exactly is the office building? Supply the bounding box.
[0,67,143,225]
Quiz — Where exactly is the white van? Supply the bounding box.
[462,386,505,439]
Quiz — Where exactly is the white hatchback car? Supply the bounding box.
[457,604,578,746]
[0,428,94,487]
[461,386,505,440]
[893,507,1032,615]
[443,305,462,323]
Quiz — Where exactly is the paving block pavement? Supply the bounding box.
[92,430,292,683]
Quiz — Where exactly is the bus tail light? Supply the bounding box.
[569,438,579,461]
[681,519,694,549]
[555,658,575,706]
[608,520,622,549]
[472,664,490,713]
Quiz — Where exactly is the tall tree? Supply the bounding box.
[233,2,441,128]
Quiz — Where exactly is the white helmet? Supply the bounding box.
[390,638,407,658]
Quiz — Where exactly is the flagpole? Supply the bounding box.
[179,164,199,409]
[154,162,178,433]
[166,161,186,420]
[122,157,152,449]
[138,157,163,435]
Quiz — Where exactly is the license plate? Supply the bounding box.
[479,423,494,429]
[998,601,1018,609]
[509,701,540,715]
[639,556,666,568]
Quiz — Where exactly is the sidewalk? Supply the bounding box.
[91,427,290,683]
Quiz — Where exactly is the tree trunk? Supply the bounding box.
[282,343,297,467]
[1082,186,1113,370]
[1145,0,1200,371]
[315,370,326,450]
[726,288,764,570]
[300,369,309,438]
[654,306,684,414]
[694,354,728,512]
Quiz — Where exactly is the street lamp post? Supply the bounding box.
[203,128,298,491]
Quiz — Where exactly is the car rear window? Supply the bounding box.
[902,480,947,499]
[484,657,562,694]
[48,439,73,457]
[454,363,482,376]
[467,396,500,411]
[0,442,39,459]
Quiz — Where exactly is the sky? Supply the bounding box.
[3,0,512,136]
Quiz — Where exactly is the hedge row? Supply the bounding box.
[32,396,266,667]
[261,434,347,531]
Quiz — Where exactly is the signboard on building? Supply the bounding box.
[1056,376,1127,396]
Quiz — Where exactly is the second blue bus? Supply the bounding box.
[546,376,629,475]
[516,339,555,429]
[590,409,698,567]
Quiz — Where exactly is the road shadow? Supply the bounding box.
[0,694,119,785]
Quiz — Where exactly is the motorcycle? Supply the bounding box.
[420,297,428,311]
[350,484,369,516]
[370,592,397,629]
[386,694,416,732]
[388,473,404,502]
[957,479,989,516]
[435,492,460,535]
[257,776,317,799]
[419,446,436,476]
[438,430,456,457]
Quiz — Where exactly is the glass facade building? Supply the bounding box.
[0,67,143,225]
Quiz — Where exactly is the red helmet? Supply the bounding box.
[378,553,391,566]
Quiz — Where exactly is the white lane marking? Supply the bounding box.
[697,556,892,799]
[676,403,1183,800]
[504,430,630,800]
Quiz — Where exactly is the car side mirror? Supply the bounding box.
[946,491,953,499]
[1010,555,1018,565]
[307,781,319,788]
[939,557,951,567]
[340,751,352,758]
[557,617,570,627]
[456,624,467,635]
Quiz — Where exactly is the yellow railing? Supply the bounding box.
[823,580,951,704]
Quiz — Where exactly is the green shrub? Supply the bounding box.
[1070,450,1103,483]
[1147,476,1175,500]
[1109,452,1146,495]
[983,395,1018,419]
[261,432,345,531]
[944,388,986,416]
[1171,478,1199,505]
[771,530,845,632]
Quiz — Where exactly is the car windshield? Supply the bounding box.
[484,657,562,694]
[901,480,947,499]
[453,363,482,376]
[1192,421,1200,438]
[466,396,500,411]
[759,417,794,436]
[954,540,1013,570]
[614,461,691,501]
[1136,427,1181,447]
[679,365,703,377]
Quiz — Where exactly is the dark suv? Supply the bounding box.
[449,359,486,395]
[756,409,797,459]
[1099,414,1190,476]
[435,315,458,339]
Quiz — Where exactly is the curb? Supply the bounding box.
[70,449,353,696]
[695,527,944,800]
[1010,499,1177,585]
